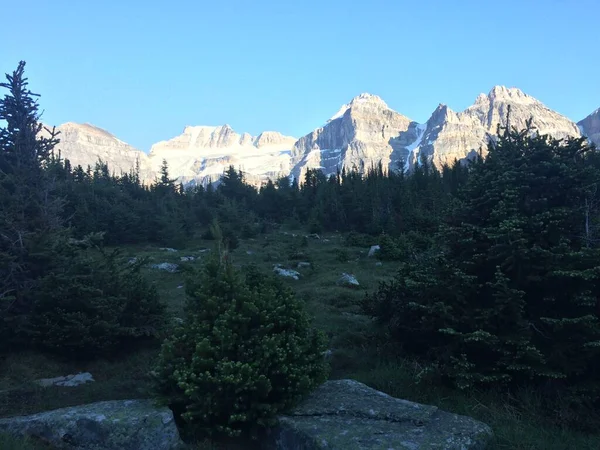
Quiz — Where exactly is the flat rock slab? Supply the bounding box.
[35,372,94,387]
[0,399,183,450]
[264,379,493,450]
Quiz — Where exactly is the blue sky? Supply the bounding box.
[2,0,598,151]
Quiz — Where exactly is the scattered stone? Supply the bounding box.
[263,379,493,450]
[273,265,301,280]
[323,239,330,242]
[127,257,138,264]
[198,249,210,253]
[35,372,94,388]
[375,261,383,267]
[297,262,312,269]
[176,284,184,289]
[368,244,381,257]
[337,273,360,288]
[173,317,184,325]
[159,247,178,252]
[246,250,255,255]
[151,262,179,273]
[308,233,321,240]
[179,256,195,262]
[0,399,183,450]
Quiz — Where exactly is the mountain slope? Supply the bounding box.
[290,93,418,181]
[408,86,582,169]
[43,122,155,182]
[149,125,296,186]
[42,87,593,187]
[578,108,600,147]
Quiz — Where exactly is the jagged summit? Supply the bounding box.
[328,93,390,122]
[473,85,536,107]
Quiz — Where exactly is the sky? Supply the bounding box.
[1,0,599,152]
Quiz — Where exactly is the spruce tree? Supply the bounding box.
[0,61,63,346]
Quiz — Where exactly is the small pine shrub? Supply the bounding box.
[343,232,374,248]
[333,247,350,263]
[28,239,167,358]
[153,257,329,439]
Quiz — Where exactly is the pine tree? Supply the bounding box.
[364,117,600,403]
[0,61,63,346]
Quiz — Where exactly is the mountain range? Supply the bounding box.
[43,87,600,186]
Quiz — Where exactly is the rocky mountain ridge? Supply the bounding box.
[45,87,599,186]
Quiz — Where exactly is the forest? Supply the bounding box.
[1,61,600,449]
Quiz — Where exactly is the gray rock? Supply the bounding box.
[246,250,255,255]
[274,265,301,280]
[409,86,582,172]
[0,399,183,450]
[179,256,195,262]
[297,262,312,269]
[307,233,321,240]
[264,379,493,450]
[127,257,138,265]
[35,372,94,388]
[151,262,179,273]
[159,247,178,252]
[375,262,383,267]
[579,107,600,147]
[367,245,380,257]
[337,273,360,288]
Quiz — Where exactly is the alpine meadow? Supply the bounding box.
[1,58,600,450]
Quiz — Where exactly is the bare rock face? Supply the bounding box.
[42,123,155,183]
[149,125,296,187]
[408,86,582,170]
[290,93,417,182]
[579,108,600,147]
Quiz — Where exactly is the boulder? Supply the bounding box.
[35,372,94,388]
[297,262,312,269]
[151,262,179,273]
[159,247,178,252]
[179,256,195,262]
[274,265,301,280]
[337,273,360,288]
[264,379,493,450]
[0,399,183,450]
[367,245,380,257]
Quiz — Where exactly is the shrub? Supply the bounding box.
[343,231,374,248]
[28,238,167,358]
[153,257,329,439]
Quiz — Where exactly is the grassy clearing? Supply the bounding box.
[0,229,599,449]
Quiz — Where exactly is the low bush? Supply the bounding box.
[153,255,329,439]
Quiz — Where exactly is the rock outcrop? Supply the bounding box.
[579,107,600,147]
[264,379,493,449]
[0,399,183,450]
[149,125,296,187]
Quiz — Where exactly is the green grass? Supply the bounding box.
[1,228,599,450]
